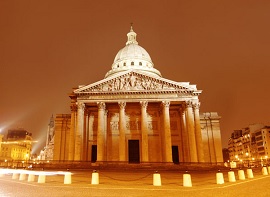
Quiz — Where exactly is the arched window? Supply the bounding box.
[131,61,134,66]
[139,62,142,66]
[123,62,126,66]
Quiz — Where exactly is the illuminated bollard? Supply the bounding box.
[183,172,192,187]
[238,169,245,180]
[91,170,99,185]
[262,167,268,175]
[19,173,27,181]
[247,168,254,179]
[28,174,35,182]
[228,170,236,182]
[12,173,19,179]
[64,172,72,184]
[153,171,162,186]
[0,170,5,177]
[216,170,224,184]
[38,173,46,183]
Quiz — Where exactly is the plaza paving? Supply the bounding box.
[0,167,270,196]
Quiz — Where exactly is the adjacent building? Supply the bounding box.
[53,26,223,165]
[228,124,270,165]
[0,129,33,161]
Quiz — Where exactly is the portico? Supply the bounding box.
[67,98,204,164]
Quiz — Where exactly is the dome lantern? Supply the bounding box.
[126,24,138,45]
[105,26,162,78]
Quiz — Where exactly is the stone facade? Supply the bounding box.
[0,129,32,161]
[53,27,223,164]
[228,124,270,165]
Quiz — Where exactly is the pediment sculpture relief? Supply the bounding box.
[83,73,185,92]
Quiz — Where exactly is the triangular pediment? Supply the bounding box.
[74,70,201,95]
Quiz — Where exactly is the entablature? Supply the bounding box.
[74,70,202,97]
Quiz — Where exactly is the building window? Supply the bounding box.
[131,62,134,66]
[139,62,142,66]
[124,62,126,66]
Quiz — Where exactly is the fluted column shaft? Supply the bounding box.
[74,102,85,160]
[180,106,190,162]
[140,101,149,162]
[68,104,77,160]
[118,102,126,161]
[186,101,198,162]
[97,102,106,161]
[162,101,173,163]
[193,103,205,162]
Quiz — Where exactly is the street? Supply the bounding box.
[0,168,270,197]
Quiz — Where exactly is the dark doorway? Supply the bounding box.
[91,145,97,162]
[172,146,179,164]
[128,140,140,163]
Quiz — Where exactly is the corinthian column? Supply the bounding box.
[180,106,190,162]
[68,104,77,160]
[140,101,149,162]
[193,102,205,162]
[185,101,198,162]
[118,102,126,161]
[97,102,106,162]
[74,102,85,161]
[162,101,173,163]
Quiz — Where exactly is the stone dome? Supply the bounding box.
[105,26,162,78]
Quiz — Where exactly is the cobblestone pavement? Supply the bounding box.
[0,168,270,197]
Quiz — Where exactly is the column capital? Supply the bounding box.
[192,102,200,110]
[77,102,85,110]
[140,101,148,108]
[185,100,193,108]
[70,104,77,112]
[161,101,170,108]
[97,102,106,110]
[118,101,126,109]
